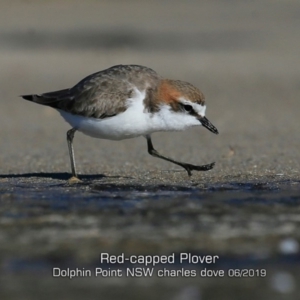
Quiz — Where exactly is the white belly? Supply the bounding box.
[57,88,156,140]
[59,109,148,140]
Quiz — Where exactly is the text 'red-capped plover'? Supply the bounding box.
[22,64,219,182]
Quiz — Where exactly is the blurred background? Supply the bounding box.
[0,1,300,299]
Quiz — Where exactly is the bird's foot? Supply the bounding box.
[183,162,215,176]
[68,176,82,184]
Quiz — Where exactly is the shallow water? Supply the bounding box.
[0,176,299,299]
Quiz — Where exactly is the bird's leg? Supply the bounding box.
[67,128,81,182]
[145,135,215,176]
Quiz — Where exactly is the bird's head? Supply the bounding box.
[158,79,219,134]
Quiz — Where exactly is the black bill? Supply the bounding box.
[199,116,219,134]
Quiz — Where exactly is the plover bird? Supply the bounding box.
[22,64,218,180]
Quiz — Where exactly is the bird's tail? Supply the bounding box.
[22,94,35,101]
[21,89,70,107]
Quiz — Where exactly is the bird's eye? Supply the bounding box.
[183,104,193,112]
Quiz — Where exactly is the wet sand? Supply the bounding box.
[0,1,300,299]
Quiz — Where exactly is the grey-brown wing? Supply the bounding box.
[22,65,160,119]
[22,80,132,119]
[57,78,133,118]
[64,64,160,118]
